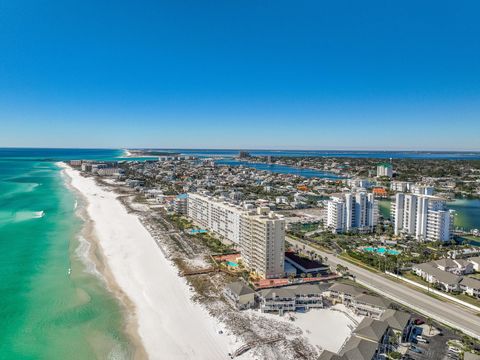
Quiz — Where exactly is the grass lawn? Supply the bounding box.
[450,293,480,308]
[400,272,480,308]
[338,253,381,273]
[402,272,431,287]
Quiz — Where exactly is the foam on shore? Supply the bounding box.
[61,163,239,359]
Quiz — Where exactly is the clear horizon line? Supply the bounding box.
[2,146,480,153]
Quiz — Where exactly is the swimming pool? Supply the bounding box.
[226,261,239,267]
[363,247,400,255]
[188,229,208,235]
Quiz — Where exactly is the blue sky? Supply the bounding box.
[0,0,479,150]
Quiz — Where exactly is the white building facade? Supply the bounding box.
[377,163,393,178]
[187,193,285,278]
[327,192,378,233]
[392,193,453,242]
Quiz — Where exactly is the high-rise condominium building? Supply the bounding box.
[326,192,378,233]
[377,163,393,178]
[239,207,285,279]
[187,193,285,278]
[392,193,453,242]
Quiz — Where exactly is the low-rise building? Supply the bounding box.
[351,294,390,319]
[468,256,480,271]
[284,251,329,275]
[319,317,391,360]
[325,283,363,304]
[224,281,256,310]
[459,277,480,298]
[412,262,461,292]
[379,309,413,342]
[434,258,474,275]
[258,284,325,314]
[448,248,480,260]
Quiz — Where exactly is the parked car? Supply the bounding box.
[410,345,422,354]
[414,318,425,325]
[416,335,429,343]
[448,347,461,354]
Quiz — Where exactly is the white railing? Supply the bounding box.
[385,271,480,313]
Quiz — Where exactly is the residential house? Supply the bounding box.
[459,277,480,298]
[468,256,480,272]
[434,258,474,275]
[412,262,461,292]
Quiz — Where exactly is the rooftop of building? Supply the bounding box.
[379,309,411,331]
[285,252,329,271]
[226,281,255,297]
[328,283,364,296]
[413,262,462,284]
[354,293,391,309]
[460,276,480,289]
[354,317,390,342]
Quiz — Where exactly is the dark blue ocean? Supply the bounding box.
[156,149,480,160]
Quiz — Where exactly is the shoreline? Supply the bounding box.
[59,162,147,359]
[60,163,237,359]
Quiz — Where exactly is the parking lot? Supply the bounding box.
[403,324,460,360]
[405,336,446,360]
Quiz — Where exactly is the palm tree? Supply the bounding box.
[426,317,433,335]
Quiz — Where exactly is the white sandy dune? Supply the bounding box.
[62,164,241,359]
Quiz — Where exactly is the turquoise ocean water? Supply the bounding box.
[0,149,134,360]
[2,148,480,359]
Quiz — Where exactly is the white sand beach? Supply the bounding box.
[291,304,362,353]
[61,164,241,359]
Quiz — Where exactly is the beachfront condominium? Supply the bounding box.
[377,163,393,178]
[187,192,243,244]
[392,193,454,242]
[239,207,285,279]
[187,193,285,278]
[326,192,378,233]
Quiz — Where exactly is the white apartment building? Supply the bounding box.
[390,181,412,192]
[326,192,378,233]
[392,193,453,242]
[411,185,434,196]
[187,193,285,278]
[187,193,243,244]
[376,163,393,178]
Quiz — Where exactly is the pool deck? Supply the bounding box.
[252,274,341,290]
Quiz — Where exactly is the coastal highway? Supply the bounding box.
[287,236,480,339]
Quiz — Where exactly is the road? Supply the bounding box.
[287,237,480,340]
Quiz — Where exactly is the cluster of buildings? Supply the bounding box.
[322,283,414,360]
[187,193,286,279]
[392,193,454,242]
[69,160,125,178]
[412,256,480,296]
[225,281,415,360]
[326,192,379,234]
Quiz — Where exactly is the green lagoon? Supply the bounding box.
[0,149,133,359]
